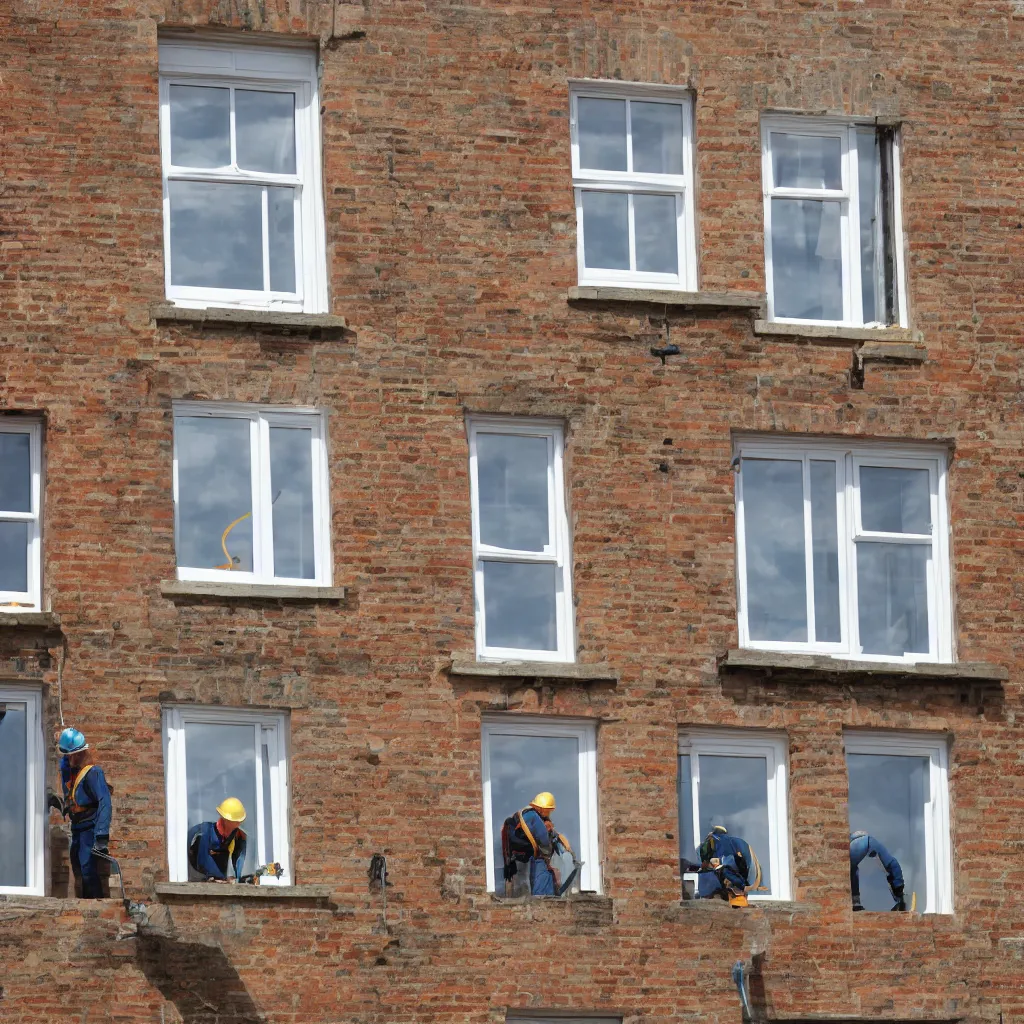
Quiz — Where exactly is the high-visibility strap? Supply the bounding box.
[516,811,539,857]
[746,845,767,892]
[556,832,573,855]
[70,765,94,807]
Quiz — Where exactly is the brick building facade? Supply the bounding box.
[1,1,1022,1022]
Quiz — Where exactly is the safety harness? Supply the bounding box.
[700,825,766,904]
[63,764,96,819]
[501,808,573,882]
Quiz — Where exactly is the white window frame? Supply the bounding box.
[468,417,574,663]
[734,436,952,664]
[158,38,328,313]
[678,729,791,902]
[162,705,292,885]
[480,716,600,894]
[570,81,698,291]
[843,731,952,914]
[172,401,332,587]
[0,420,42,612]
[761,115,908,327]
[0,687,45,896]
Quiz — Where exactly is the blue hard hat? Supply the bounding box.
[58,727,88,754]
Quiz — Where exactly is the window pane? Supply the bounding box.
[477,433,549,551]
[631,101,684,174]
[770,198,843,320]
[742,459,807,642]
[176,417,254,572]
[810,460,841,643]
[696,755,773,895]
[634,194,678,274]
[269,426,315,580]
[0,433,31,513]
[858,134,883,323]
[577,97,627,171]
[771,132,842,189]
[268,188,296,294]
[0,522,29,593]
[235,89,296,174]
[581,191,629,270]
[482,561,557,651]
[0,702,28,887]
[261,737,275,865]
[847,752,928,911]
[487,732,580,892]
[859,466,931,534]
[184,722,259,877]
[169,85,230,168]
[169,181,264,291]
[856,543,929,656]
[678,755,695,879]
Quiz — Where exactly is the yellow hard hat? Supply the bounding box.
[216,797,247,823]
[530,791,556,812]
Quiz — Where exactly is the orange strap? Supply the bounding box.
[68,765,94,812]
[516,811,540,857]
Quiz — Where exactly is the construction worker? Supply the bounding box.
[850,831,906,911]
[500,792,572,896]
[56,727,113,900]
[692,825,761,907]
[187,798,248,882]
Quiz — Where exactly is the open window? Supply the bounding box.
[158,38,328,313]
[481,716,599,895]
[172,402,331,587]
[163,706,291,885]
[467,417,574,663]
[678,730,791,901]
[570,83,697,291]
[844,732,952,914]
[762,116,906,327]
[735,436,952,663]
[0,419,43,612]
[0,688,45,895]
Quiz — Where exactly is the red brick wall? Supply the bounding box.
[1,1,1022,1022]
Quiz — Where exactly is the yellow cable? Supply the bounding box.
[214,513,252,570]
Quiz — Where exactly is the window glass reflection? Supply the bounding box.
[771,132,842,189]
[482,562,557,651]
[634,194,678,274]
[857,543,929,656]
[477,434,549,551]
[771,198,843,320]
[0,522,29,593]
[169,85,230,168]
[577,98,627,171]
[269,427,315,580]
[631,102,683,174]
[582,191,629,270]
[859,467,930,534]
[0,702,28,887]
[0,433,31,513]
[235,90,296,174]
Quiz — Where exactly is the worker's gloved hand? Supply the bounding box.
[502,862,517,882]
[891,885,907,911]
[92,836,109,855]
[47,792,64,814]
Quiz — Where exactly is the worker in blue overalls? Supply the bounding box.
[56,727,113,900]
[501,792,572,896]
[850,830,906,911]
[187,798,248,882]
[693,825,761,907]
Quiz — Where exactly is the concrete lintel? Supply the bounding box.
[857,340,928,363]
[449,656,618,684]
[753,320,919,345]
[160,580,347,602]
[568,286,766,314]
[155,882,332,900]
[151,303,348,336]
[0,611,62,629]
[721,649,1008,682]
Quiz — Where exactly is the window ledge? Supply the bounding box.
[449,656,618,684]
[0,611,61,629]
[721,649,1007,682]
[568,286,766,314]
[679,897,808,913]
[151,304,348,338]
[490,892,611,907]
[160,580,346,602]
[753,319,924,352]
[155,882,331,901]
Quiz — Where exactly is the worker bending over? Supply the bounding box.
[691,825,761,907]
[56,728,113,899]
[850,830,906,911]
[501,792,573,896]
[188,798,248,882]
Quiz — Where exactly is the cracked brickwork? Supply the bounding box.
[1,0,1023,1022]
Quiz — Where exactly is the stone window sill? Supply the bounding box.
[679,897,807,913]
[151,303,348,338]
[0,611,61,629]
[753,319,925,354]
[489,891,608,905]
[720,649,1007,683]
[155,882,331,901]
[160,580,347,602]
[568,286,766,314]
[449,656,618,684]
